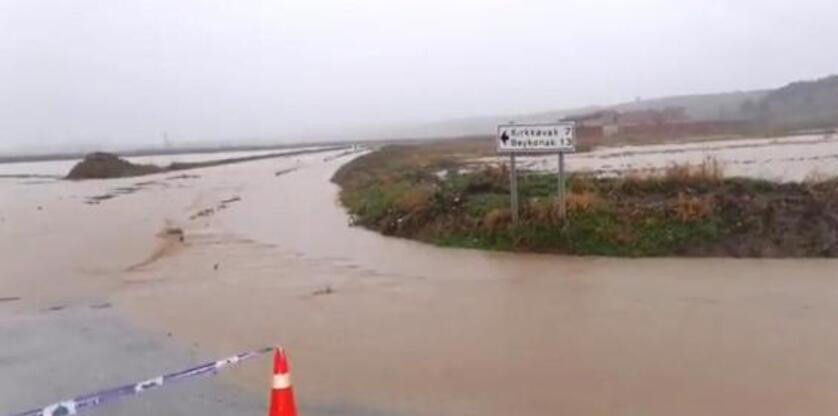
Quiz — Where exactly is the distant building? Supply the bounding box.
[562,110,620,138]
[563,106,746,140]
[563,110,619,127]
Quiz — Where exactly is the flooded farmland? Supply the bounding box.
[475,133,838,182]
[3,146,838,415]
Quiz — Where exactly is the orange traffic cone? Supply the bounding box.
[269,348,298,416]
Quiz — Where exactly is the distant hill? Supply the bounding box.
[368,74,836,139]
[750,74,838,129]
[366,91,768,139]
[611,90,768,121]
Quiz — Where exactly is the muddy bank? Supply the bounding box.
[334,143,838,257]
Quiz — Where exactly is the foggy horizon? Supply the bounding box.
[2,0,837,154]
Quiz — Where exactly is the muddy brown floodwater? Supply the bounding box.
[3,149,838,415]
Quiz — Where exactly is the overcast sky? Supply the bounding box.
[1,0,837,153]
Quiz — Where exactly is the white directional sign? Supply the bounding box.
[497,122,576,154]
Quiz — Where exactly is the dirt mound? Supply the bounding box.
[66,152,162,180]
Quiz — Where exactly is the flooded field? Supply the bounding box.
[3,146,838,415]
[475,133,838,182]
[0,146,327,178]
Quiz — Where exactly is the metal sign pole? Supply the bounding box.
[509,154,519,225]
[558,152,567,220]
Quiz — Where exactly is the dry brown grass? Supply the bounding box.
[618,158,725,191]
[663,158,724,185]
[395,186,435,213]
[620,168,657,185]
[522,193,605,223]
[569,172,598,193]
[488,164,508,182]
[483,208,512,231]
[804,169,830,185]
[525,199,556,223]
[566,191,605,213]
[671,192,715,222]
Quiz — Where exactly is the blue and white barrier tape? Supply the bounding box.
[7,346,275,416]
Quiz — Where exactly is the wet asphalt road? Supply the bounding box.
[0,306,266,416]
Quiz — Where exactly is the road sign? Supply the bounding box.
[497,122,575,154]
[497,122,576,224]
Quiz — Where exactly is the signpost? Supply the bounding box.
[496,122,576,224]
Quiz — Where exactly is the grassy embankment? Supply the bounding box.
[333,138,838,257]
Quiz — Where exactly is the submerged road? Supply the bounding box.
[2,148,838,415]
